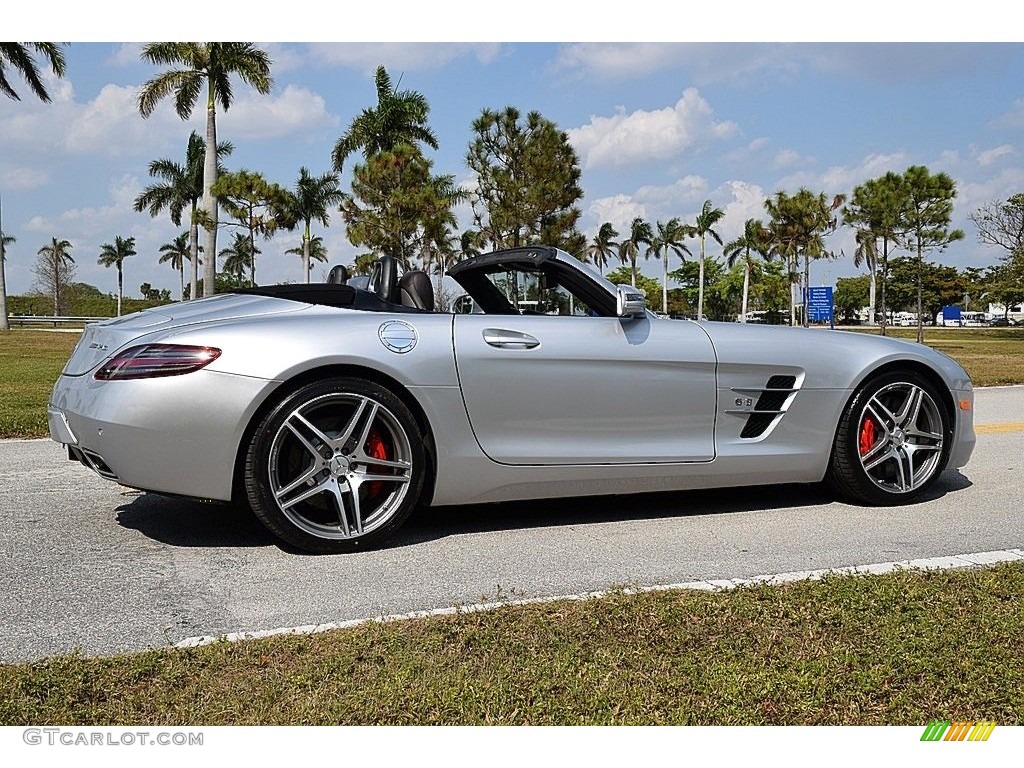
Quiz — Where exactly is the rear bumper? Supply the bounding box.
[48,368,276,501]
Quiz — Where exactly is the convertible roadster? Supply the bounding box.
[49,246,975,553]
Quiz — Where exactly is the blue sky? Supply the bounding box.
[2,21,1023,298]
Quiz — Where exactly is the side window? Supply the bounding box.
[485,269,596,316]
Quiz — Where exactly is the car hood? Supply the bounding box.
[61,293,309,376]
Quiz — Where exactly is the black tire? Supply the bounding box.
[828,370,951,505]
[244,377,426,553]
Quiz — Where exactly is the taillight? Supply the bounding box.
[94,344,222,380]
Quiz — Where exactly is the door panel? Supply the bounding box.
[453,314,717,465]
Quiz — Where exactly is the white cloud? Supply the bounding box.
[568,89,738,170]
[585,194,648,235]
[1,167,49,190]
[307,43,503,72]
[219,85,339,141]
[773,149,809,170]
[976,144,1014,167]
[776,152,909,195]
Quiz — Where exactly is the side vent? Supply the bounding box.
[732,374,799,439]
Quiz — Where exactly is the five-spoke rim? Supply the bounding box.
[856,382,945,494]
[268,393,413,540]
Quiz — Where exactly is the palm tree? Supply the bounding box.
[765,189,845,327]
[158,232,194,300]
[842,172,909,335]
[0,43,67,102]
[331,65,439,173]
[585,222,619,276]
[219,232,256,283]
[852,228,878,325]
[725,218,771,322]
[97,236,137,316]
[138,43,272,298]
[287,167,343,283]
[647,218,692,314]
[617,217,653,288]
[134,131,233,301]
[0,196,14,331]
[37,238,74,315]
[1,44,67,330]
[0,226,14,332]
[693,200,725,320]
[286,235,327,280]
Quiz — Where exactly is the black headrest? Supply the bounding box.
[397,270,434,312]
[327,265,350,284]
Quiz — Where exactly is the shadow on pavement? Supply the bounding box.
[113,469,972,553]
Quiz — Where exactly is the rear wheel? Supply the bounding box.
[244,377,425,553]
[829,371,951,505]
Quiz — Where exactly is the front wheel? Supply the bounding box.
[244,377,426,553]
[829,371,951,505]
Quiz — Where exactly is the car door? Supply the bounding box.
[453,313,717,465]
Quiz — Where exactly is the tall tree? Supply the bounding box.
[617,217,653,288]
[970,193,1024,261]
[765,188,845,327]
[0,43,67,102]
[585,222,619,276]
[332,66,439,173]
[724,218,771,322]
[467,106,584,254]
[692,200,725,320]
[842,172,909,334]
[138,42,272,297]
[34,238,75,315]
[902,165,964,343]
[133,131,233,301]
[286,235,328,280]
[0,199,12,332]
[219,232,257,283]
[97,236,137,316]
[212,169,294,286]
[159,232,194,300]
[0,44,67,330]
[340,145,463,270]
[287,167,343,283]
[648,218,692,314]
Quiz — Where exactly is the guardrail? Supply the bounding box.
[6,315,109,329]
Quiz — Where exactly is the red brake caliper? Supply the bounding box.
[365,429,389,499]
[859,417,877,456]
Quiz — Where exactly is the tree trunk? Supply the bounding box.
[117,265,123,317]
[879,238,889,337]
[189,203,199,301]
[740,259,750,322]
[802,252,810,328]
[179,262,185,302]
[697,236,706,320]
[868,262,877,325]
[0,251,8,331]
[662,250,668,314]
[202,84,218,297]
[789,256,797,327]
[303,220,311,284]
[916,243,925,344]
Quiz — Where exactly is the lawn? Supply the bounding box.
[847,326,1024,386]
[1,563,1021,725]
[0,331,79,438]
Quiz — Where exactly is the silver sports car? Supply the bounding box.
[49,246,976,553]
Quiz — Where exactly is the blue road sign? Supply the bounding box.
[807,286,834,323]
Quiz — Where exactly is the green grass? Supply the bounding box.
[848,327,1024,387]
[0,331,80,438]
[1,563,1021,725]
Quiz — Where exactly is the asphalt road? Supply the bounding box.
[1,386,1022,663]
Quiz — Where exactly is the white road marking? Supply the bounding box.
[175,547,1024,649]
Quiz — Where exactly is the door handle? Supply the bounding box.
[483,328,540,349]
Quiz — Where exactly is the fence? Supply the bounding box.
[6,315,108,329]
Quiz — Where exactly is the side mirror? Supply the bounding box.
[616,284,646,318]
